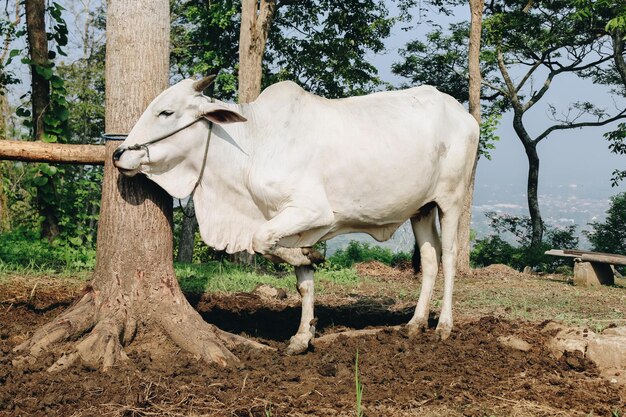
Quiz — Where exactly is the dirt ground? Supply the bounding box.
[0,266,625,416]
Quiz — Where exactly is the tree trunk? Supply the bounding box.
[512,112,543,247]
[0,96,8,232]
[612,29,626,88]
[234,0,277,265]
[177,201,198,263]
[0,161,6,232]
[524,142,543,247]
[25,0,49,142]
[13,0,263,372]
[456,0,484,275]
[25,0,61,241]
[238,0,276,102]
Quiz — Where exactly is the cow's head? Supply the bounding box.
[112,75,246,198]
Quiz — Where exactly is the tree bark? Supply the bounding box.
[25,0,60,241]
[25,0,49,142]
[524,141,543,247]
[612,29,626,89]
[0,140,105,164]
[238,0,277,103]
[511,111,543,247]
[177,201,198,263]
[13,0,264,372]
[0,96,8,232]
[234,0,277,265]
[456,0,484,274]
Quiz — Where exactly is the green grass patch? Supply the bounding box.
[0,258,92,281]
[0,229,96,273]
[175,262,365,295]
[175,261,293,294]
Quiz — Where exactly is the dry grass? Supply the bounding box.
[314,264,626,332]
[1,264,625,332]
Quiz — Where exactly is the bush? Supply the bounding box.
[470,235,516,267]
[0,229,96,272]
[471,212,579,272]
[328,241,411,268]
[586,192,626,255]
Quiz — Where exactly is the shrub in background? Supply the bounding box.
[0,228,96,272]
[328,241,411,268]
[586,192,626,255]
[471,211,578,273]
[585,192,626,273]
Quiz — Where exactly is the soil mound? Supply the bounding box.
[354,261,409,279]
[476,263,522,277]
[1,290,623,417]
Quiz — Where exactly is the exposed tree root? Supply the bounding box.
[158,295,274,367]
[12,282,273,372]
[48,319,130,372]
[13,292,97,368]
[311,326,401,348]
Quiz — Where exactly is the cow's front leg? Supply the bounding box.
[286,265,315,355]
[252,204,334,265]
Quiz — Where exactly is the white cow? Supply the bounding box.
[113,76,479,354]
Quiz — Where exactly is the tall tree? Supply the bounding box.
[266,0,391,98]
[174,0,392,100]
[578,0,626,186]
[238,0,277,102]
[394,0,626,249]
[13,0,257,371]
[25,0,49,142]
[25,0,60,240]
[456,0,484,274]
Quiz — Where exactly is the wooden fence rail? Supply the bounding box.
[0,139,106,165]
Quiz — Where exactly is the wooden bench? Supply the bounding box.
[545,249,626,287]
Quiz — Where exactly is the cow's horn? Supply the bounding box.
[193,74,217,92]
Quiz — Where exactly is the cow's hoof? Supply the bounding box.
[272,247,312,266]
[286,334,312,355]
[435,323,452,341]
[406,322,427,338]
[301,247,325,264]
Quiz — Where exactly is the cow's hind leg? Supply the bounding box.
[435,204,462,340]
[286,265,316,355]
[407,204,441,335]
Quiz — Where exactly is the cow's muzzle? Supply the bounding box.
[112,147,125,162]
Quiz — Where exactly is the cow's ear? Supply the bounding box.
[199,103,247,124]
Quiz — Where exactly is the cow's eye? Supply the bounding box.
[158,110,174,117]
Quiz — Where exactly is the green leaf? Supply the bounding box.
[57,107,69,121]
[33,176,49,186]
[50,75,64,88]
[42,134,58,143]
[43,114,60,126]
[35,65,54,79]
[41,165,58,176]
[69,237,83,246]
[15,107,31,118]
